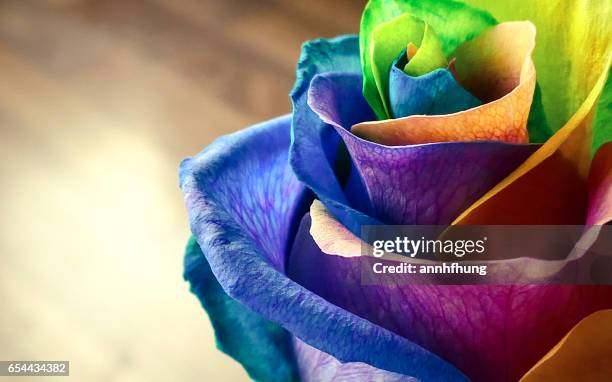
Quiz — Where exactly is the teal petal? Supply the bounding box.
[184,237,298,382]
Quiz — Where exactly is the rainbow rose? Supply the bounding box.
[180,0,612,381]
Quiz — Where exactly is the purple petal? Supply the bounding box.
[308,71,540,224]
[288,212,612,382]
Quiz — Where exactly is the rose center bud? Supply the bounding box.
[401,22,448,78]
[406,42,418,61]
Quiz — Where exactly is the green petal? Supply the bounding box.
[404,24,448,77]
[463,0,612,148]
[360,0,497,119]
[593,71,612,153]
[526,82,551,143]
[370,14,426,118]
[184,237,298,382]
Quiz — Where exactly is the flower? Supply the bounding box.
[180,0,612,381]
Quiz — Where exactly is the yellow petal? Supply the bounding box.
[520,310,612,382]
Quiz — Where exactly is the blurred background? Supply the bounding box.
[0,0,363,381]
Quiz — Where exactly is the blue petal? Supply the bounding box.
[181,115,307,272]
[389,52,481,118]
[184,237,298,382]
[180,115,467,381]
[289,35,381,235]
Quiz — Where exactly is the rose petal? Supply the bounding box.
[293,337,416,382]
[587,142,612,225]
[308,71,539,224]
[288,201,612,382]
[453,60,611,225]
[453,21,535,102]
[354,22,535,145]
[520,310,612,382]
[289,35,382,235]
[181,115,466,381]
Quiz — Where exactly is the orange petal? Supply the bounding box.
[453,56,611,225]
[352,22,535,145]
[587,142,612,225]
[520,310,612,382]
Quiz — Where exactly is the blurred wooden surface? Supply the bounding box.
[0,1,363,381]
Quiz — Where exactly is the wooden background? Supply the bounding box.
[0,1,363,381]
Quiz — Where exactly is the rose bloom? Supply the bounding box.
[180,0,612,381]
